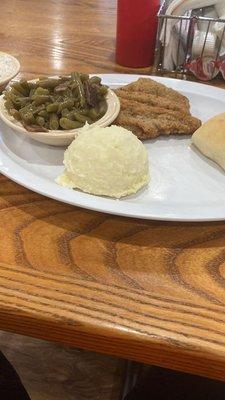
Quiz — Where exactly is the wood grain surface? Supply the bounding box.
[1,0,225,382]
[0,0,149,79]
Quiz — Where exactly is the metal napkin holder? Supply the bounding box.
[154,0,225,80]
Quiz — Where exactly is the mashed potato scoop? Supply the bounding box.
[56,125,150,198]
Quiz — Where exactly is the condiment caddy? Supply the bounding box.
[154,0,225,81]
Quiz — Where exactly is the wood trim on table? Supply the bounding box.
[1,259,225,381]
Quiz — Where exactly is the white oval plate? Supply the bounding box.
[0,78,120,146]
[0,74,225,222]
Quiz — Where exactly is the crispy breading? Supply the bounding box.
[115,113,201,139]
[118,98,190,119]
[119,78,189,107]
[114,88,190,113]
[114,78,201,139]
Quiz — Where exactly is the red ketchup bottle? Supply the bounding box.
[116,0,160,68]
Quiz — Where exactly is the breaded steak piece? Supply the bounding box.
[114,78,201,139]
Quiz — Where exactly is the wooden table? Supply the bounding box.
[1,0,225,382]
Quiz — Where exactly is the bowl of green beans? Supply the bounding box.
[0,73,120,146]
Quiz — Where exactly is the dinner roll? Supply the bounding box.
[192,113,225,171]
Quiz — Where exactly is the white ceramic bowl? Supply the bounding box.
[0,77,120,146]
[0,52,20,91]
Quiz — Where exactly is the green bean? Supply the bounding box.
[58,99,74,112]
[3,92,9,101]
[19,109,35,124]
[80,73,89,82]
[10,94,25,109]
[63,89,73,99]
[77,108,89,115]
[70,82,78,91]
[36,116,45,126]
[32,104,46,115]
[98,100,107,116]
[32,95,50,105]
[28,82,37,89]
[99,85,108,95]
[64,110,76,120]
[4,100,14,111]
[15,97,30,107]
[73,111,90,123]
[59,117,83,130]
[74,111,90,122]
[38,79,60,88]
[49,113,59,130]
[88,107,100,120]
[61,108,70,117]
[46,103,59,113]
[20,79,30,92]
[11,82,29,96]
[89,76,102,85]
[71,72,86,107]
[38,109,49,120]
[29,88,36,97]
[34,87,49,96]
[10,88,23,97]
[84,116,92,124]
[71,72,77,81]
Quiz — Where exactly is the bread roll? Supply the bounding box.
[192,113,225,171]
